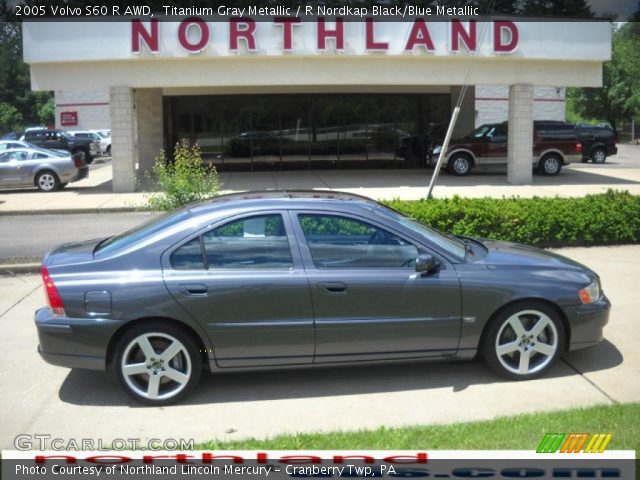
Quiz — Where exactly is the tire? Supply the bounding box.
[482,302,565,380]
[106,145,111,156]
[35,170,61,192]
[538,154,562,176]
[591,148,607,164]
[447,153,473,176]
[112,323,202,406]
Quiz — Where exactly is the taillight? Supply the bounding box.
[576,143,582,153]
[41,265,65,316]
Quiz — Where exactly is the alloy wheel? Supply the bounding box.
[494,310,559,375]
[543,156,561,175]
[37,173,57,191]
[120,332,192,401]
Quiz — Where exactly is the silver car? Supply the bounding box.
[0,148,88,192]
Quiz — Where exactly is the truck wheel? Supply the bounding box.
[539,154,562,176]
[591,148,607,164]
[447,153,473,176]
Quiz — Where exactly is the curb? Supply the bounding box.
[0,207,145,216]
[0,263,41,276]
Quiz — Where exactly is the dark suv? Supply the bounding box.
[436,121,582,176]
[23,129,98,164]
[574,125,618,164]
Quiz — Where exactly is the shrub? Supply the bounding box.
[384,190,640,247]
[145,143,219,211]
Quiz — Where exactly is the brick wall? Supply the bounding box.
[475,85,565,126]
[55,89,110,130]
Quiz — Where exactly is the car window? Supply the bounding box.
[34,152,50,159]
[200,214,293,269]
[487,125,507,143]
[298,214,419,269]
[0,151,29,161]
[95,210,191,256]
[171,237,205,270]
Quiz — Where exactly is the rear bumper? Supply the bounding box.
[35,307,123,371]
[564,294,611,351]
[73,166,89,182]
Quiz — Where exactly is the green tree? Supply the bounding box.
[566,22,640,131]
[0,101,23,132]
[0,11,54,132]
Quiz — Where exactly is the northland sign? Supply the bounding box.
[23,19,610,63]
[131,18,519,55]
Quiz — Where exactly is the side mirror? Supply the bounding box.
[415,254,440,275]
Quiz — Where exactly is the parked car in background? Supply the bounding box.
[23,128,98,164]
[69,130,111,156]
[94,130,112,156]
[0,147,88,191]
[0,140,68,156]
[434,121,582,176]
[35,191,609,405]
[574,125,618,164]
[1,132,22,140]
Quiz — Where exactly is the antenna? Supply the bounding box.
[426,5,496,199]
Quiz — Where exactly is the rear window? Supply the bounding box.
[95,210,190,256]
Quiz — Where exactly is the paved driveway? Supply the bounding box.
[0,246,638,449]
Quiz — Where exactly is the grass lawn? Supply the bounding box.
[197,403,639,452]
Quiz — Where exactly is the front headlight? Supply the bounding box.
[432,145,442,155]
[579,279,600,304]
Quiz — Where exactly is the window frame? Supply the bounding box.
[289,210,426,271]
[167,210,302,272]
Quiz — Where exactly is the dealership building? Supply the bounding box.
[23,17,611,192]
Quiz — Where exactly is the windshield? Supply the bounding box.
[95,210,190,256]
[372,205,467,259]
[466,125,492,139]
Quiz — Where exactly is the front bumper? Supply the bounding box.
[35,307,123,371]
[564,294,611,351]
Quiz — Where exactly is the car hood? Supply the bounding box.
[476,239,592,273]
[44,237,105,266]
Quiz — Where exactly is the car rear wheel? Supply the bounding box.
[591,148,607,164]
[539,154,562,176]
[447,153,473,176]
[482,302,565,380]
[35,171,61,192]
[113,324,202,405]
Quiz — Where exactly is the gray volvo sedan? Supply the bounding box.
[35,191,610,405]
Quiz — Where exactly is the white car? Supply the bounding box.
[68,131,111,156]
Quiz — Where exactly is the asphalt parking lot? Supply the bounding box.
[1,245,638,449]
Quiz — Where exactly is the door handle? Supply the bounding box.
[179,284,208,296]
[318,282,347,294]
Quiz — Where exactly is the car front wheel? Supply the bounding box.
[113,323,202,405]
[447,153,473,176]
[482,302,565,380]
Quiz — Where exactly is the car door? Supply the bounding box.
[483,124,508,165]
[162,211,315,368]
[0,151,27,185]
[291,211,462,363]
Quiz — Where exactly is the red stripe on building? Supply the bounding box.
[55,102,110,107]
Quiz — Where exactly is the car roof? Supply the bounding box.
[188,190,383,215]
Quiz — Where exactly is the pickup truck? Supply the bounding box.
[23,129,99,164]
